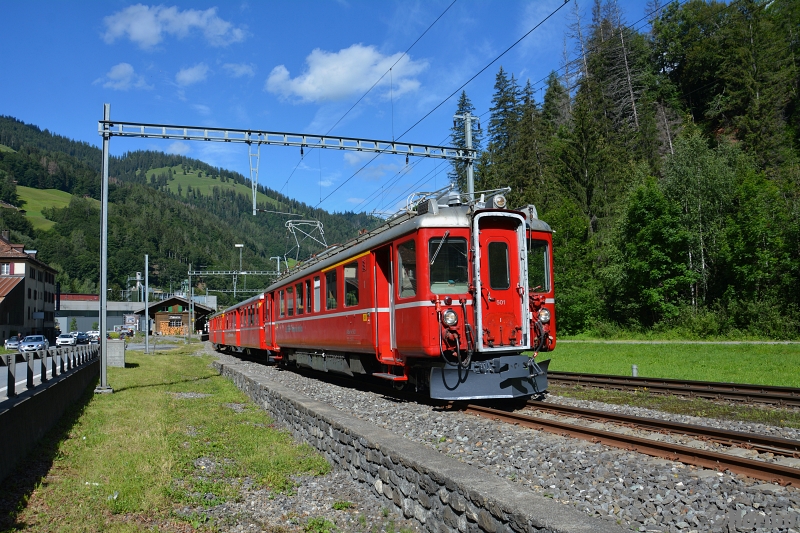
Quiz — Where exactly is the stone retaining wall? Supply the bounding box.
[215,362,626,533]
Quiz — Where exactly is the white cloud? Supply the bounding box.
[193,104,212,115]
[266,44,427,103]
[176,63,209,86]
[346,197,365,204]
[103,4,246,49]
[223,62,255,78]
[95,62,152,90]
[167,141,190,155]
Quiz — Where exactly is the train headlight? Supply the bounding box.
[442,309,459,326]
[492,194,507,209]
[538,307,551,323]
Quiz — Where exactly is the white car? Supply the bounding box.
[56,333,77,347]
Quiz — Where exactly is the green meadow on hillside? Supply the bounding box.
[16,186,100,231]
[146,165,283,209]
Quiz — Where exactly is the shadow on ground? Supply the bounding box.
[0,378,97,531]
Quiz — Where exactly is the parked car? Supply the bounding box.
[75,332,89,344]
[4,337,21,351]
[19,335,49,352]
[56,333,77,347]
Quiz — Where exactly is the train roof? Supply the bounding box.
[268,200,551,291]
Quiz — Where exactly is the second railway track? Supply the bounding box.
[455,401,800,486]
[548,371,800,407]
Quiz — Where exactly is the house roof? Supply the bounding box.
[0,276,24,299]
[0,234,56,272]
[135,295,214,316]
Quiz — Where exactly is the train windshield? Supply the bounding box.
[527,238,550,292]
[429,236,469,294]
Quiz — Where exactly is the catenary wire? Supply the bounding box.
[314,0,572,209]
[276,0,458,197]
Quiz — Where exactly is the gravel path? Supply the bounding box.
[203,345,800,533]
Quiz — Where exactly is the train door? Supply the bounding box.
[373,246,397,363]
[472,212,530,351]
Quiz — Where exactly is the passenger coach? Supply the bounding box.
[209,189,555,400]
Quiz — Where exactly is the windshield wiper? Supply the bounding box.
[430,231,450,265]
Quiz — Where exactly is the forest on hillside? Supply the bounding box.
[449,0,799,338]
[1,0,798,337]
[0,118,376,307]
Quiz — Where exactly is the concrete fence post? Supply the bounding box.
[26,353,34,390]
[4,354,15,398]
[40,351,48,383]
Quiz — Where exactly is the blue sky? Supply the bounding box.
[1,0,651,215]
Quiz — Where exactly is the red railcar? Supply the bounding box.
[209,192,555,400]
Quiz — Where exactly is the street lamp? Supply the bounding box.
[234,244,244,298]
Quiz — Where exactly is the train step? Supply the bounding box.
[372,372,408,382]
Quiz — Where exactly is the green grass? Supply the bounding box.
[3,345,329,532]
[0,143,15,152]
[16,186,99,231]
[146,165,286,211]
[544,341,800,387]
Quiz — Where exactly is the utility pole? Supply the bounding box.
[95,103,112,394]
[453,111,477,201]
[271,256,282,275]
[144,254,149,354]
[234,244,243,298]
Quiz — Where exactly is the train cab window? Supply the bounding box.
[527,238,550,292]
[398,240,417,298]
[313,277,321,312]
[295,283,304,315]
[429,236,469,294]
[279,290,285,317]
[488,241,510,290]
[325,270,337,309]
[305,279,312,313]
[344,261,358,306]
[287,286,294,316]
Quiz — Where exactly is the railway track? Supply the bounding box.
[548,371,800,407]
[228,355,800,485]
[455,402,800,486]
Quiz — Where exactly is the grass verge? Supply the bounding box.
[544,341,800,387]
[1,345,329,532]
[550,385,800,429]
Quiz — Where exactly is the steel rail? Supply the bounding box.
[457,404,800,486]
[523,402,800,457]
[548,371,800,407]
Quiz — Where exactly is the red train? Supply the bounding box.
[208,190,555,400]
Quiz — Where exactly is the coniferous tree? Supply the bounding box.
[448,91,482,194]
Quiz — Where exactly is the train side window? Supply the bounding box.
[397,240,417,298]
[287,286,294,316]
[325,270,337,309]
[279,290,285,317]
[344,261,358,306]
[488,241,510,290]
[527,238,550,292]
[305,279,312,313]
[313,277,320,312]
[295,283,304,315]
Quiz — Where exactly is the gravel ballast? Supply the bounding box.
[203,345,800,533]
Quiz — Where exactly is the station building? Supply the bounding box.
[0,230,57,341]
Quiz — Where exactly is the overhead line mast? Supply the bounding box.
[97,120,477,215]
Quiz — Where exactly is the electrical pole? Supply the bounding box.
[454,111,477,202]
[95,103,112,394]
[145,254,149,354]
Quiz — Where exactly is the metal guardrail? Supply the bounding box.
[0,345,99,400]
